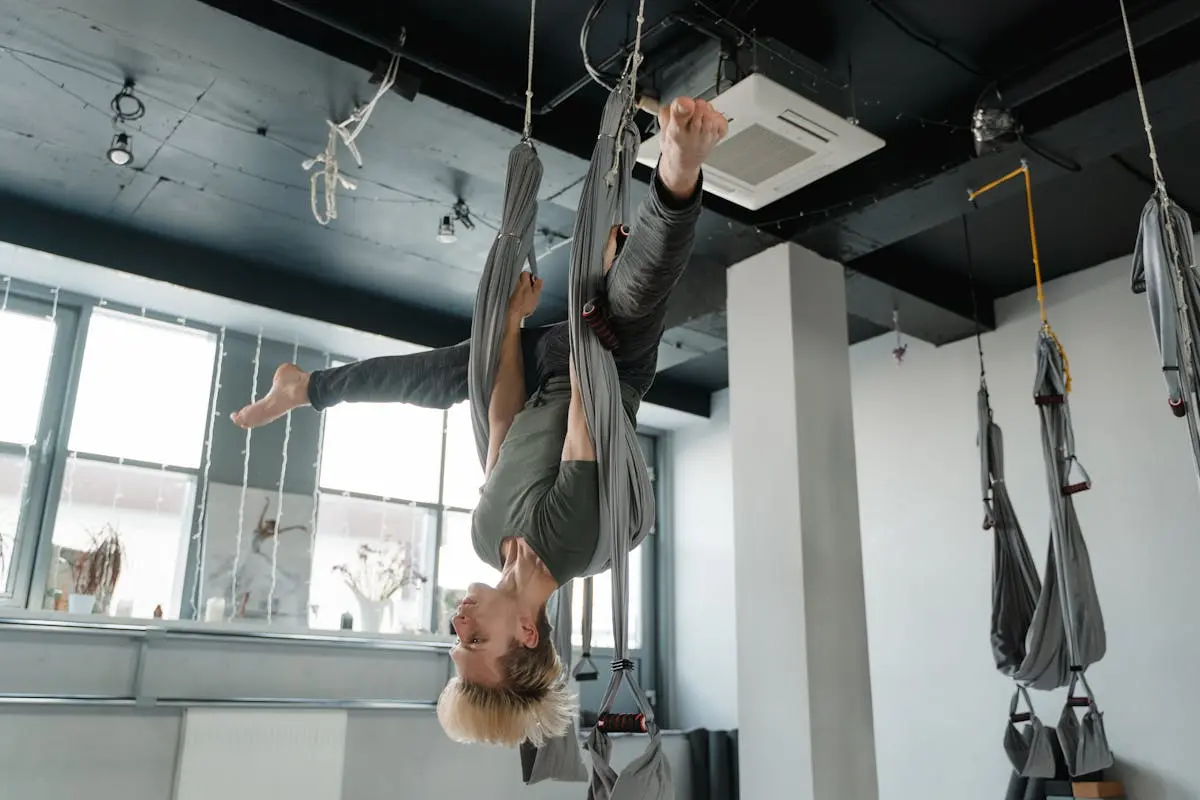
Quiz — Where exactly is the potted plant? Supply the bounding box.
[69,523,125,615]
[333,540,427,633]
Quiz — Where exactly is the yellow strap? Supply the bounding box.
[967,164,1072,392]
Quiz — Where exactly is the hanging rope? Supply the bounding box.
[962,215,988,384]
[466,0,543,468]
[968,162,1072,392]
[522,0,537,141]
[302,54,401,226]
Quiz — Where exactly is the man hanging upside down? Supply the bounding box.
[232,97,726,746]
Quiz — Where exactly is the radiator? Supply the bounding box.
[174,709,349,800]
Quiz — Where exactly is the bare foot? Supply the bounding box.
[230,363,310,429]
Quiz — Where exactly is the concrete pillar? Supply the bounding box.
[726,243,877,800]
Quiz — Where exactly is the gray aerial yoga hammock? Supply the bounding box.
[1120,0,1200,484]
[971,167,1112,779]
[568,55,665,800]
[462,129,592,787]
[1132,194,1198,455]
[464,1,663,793]
[461,0,590,781]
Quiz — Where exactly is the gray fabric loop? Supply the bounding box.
[462,140,588,785]
[1002,686,1056,779]
[1057,671,1114,777]
[572,70,669,800]
[522,587,589,784]
[981,385,1040,677]
[467,141,543,469]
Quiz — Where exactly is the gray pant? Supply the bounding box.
[309,170,702,413]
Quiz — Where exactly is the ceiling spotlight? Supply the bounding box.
[106,132,134,166]
[437,214,457,244]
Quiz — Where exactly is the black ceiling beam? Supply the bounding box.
[994,0,1200,108]
[782,13,1200,267]
[0,193,467,347]
[643,375,712,418]
[0,192,720,418]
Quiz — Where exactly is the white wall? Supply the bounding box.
[0,708,692,800]
[669,248,1200,799]
[669,390,737,731]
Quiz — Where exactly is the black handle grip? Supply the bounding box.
[598,713,646,733]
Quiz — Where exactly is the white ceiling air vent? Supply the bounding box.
[637,73,886,211]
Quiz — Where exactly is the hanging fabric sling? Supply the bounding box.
[966,218,1056,779]
[522,588,590,784]
[969,164,1113,777]
[565,2,668,796]
[463,0,589,785]
[1118,0,1200,484]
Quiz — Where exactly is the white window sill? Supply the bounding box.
[0,609,454,710]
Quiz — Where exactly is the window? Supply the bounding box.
[434,509,500,634]
[45,458,195,618]
[0,307,55,446]
[310,377,447,632]
[571,544,644,650]
[319,381,445,503]
[42,308,216,617]
[308,493,437,633]
[442,402,484,510]
[69,309,217,468]
[0,302,58,596]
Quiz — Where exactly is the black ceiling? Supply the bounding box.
[1,0,1198,416]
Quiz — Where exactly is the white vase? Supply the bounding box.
[353,591,392,634]
[67,594,96,615]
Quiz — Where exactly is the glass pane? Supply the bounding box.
[442,402,484,510]
[308,493,436,634]
[0,451,33,595]
[69,309,217,468]
[320,400,445,503]
[198,482,320,626]
[0,308,56,445]
[572,543,643,650]
[434,509,501,634]
[44,456,196,618]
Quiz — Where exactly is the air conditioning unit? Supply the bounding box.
[637,39,885,211]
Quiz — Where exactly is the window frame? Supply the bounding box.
[0,289,80,607]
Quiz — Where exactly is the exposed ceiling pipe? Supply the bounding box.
[269,0,678,115]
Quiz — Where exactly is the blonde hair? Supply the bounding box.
[437,609,576,747]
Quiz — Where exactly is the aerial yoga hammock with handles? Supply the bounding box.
[968,162,1113,780]
[1121,0,1200,483]
[464,0,674,796]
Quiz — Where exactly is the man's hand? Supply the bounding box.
[507,271,543,322]
[657,97,728,200]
